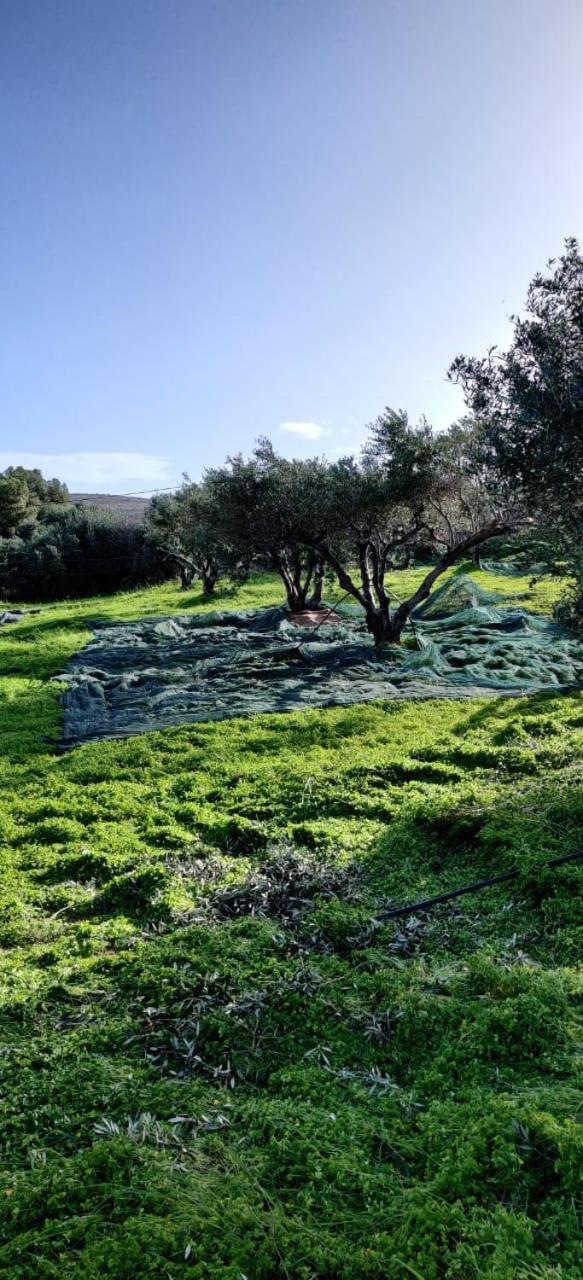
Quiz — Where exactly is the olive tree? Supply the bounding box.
[204,441,328,612]
[312,410,516,645]
[146,481,234,596]
[430,417,505,568]
[449,236,583,619]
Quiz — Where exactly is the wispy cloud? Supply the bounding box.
[0,452,174,489]
[279,421,328,441]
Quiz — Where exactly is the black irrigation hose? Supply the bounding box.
[381,850,583,921]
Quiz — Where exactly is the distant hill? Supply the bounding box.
[70,493,149,525]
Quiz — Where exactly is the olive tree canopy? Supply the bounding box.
[312,410,516,645]
[449,237,583,620]
[204,441,329,612]
[146,482,234,595]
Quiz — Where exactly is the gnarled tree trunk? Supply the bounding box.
[201,560,218,596]
[272,549,325,613]
[160,548,218,594]
[365,602,407,646]
[317,520,514,647]
[307,558,324,609]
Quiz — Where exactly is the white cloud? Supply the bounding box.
[0,451,174,490]
[279,421,328,441]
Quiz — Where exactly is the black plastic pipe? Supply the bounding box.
[381,849,583,921]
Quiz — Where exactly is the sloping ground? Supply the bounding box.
[56,576,583,746]
[0,571,581,1279]
[70,493,149,525]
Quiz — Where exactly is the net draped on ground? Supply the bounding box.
[56,575,583,745]
[0,609,30,626]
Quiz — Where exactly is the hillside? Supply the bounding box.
[70,492,149,525]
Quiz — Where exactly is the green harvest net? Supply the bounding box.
[0,609,30,626]
[56,575,583,747]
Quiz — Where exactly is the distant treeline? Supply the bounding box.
[0,469,167,600]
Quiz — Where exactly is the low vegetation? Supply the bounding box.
[0,568,581,1278]
[0,504,167,602]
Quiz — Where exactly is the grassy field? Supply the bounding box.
[0,568,581,1278]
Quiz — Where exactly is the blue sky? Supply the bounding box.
[1,0,582,493]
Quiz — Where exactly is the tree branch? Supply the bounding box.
[357,541,376,612]
[317,542,368,611]
[159,547,200,575]
[391,520,516,631]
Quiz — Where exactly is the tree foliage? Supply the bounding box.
[0,505,165,601]
[449,237,583,617]
[146,482,233,595]
[0,466,68,537]
[430,417,508,565]
[163,414,517,642]
[4,238,579,630]
[204,441,329,611]
[312,411,515,644]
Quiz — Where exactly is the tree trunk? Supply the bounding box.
[316,519,515,648]
[179,563,195,590]
[366,601,406,646]
[159,548,197,591]
[284,566,325,612]
[274,560,313,612]
[201,561,218,596]
[272,548,328,613]
[283,579,308,611]
[306,559,324,609]
[272,551,300,611]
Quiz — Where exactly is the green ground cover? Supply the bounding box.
[0,568,581,1278]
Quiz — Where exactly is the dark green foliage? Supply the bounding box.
[0,505,167,600]
[310,412,516,644]
[0,466,68,537]
[204,440,329,611]
[450,237,583,623]
[145,481,241,595]
[361,406,436,497]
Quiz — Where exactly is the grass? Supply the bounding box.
[0,567,581,1278]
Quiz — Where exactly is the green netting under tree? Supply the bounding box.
[412,574,509,618]
[56,575,583,745]
[480,559,551,577]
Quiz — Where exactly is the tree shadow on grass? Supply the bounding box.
[449,687,581,739]
[358,757,583,941]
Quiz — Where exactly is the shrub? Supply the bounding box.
[0,506,169,600]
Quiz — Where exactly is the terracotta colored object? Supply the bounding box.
[288,610,340,627]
